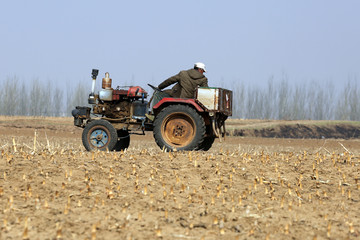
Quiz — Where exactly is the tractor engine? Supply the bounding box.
[91,71,148,120]
[93,101,131,119]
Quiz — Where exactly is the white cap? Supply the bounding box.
[194,62,206,72]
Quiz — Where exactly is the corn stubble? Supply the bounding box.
[0,136,359,239]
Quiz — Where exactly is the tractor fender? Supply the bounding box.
[153,98,204,114]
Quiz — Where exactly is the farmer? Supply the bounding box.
[158,62,208,99]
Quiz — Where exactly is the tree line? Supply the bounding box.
[0,76,359,120]
[229,78,359,120]
[0,77,88,117]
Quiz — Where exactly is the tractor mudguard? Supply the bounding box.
[152,98,204,113]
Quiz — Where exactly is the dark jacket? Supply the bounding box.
[158,69,208,98]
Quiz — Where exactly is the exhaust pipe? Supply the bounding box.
[88,69,99,104]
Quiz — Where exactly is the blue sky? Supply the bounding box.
[1,0,359,91]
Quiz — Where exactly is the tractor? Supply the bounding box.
[72,69,232,151]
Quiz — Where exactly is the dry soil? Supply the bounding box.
[0,117,359,240]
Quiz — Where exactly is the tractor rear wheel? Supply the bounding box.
[82,119,118,151]
[153,105,206,151]
[114,130,130,151]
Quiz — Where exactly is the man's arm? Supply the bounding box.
[199,77,208,87]
[158,73,180,89]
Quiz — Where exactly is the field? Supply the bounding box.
[0,116,360,240]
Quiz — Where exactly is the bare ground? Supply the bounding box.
[0,116,360,239]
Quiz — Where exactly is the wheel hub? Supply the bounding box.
[96,134,104,141]
[173,125,184,136]
[90,130,109,148]
[163,116,195,147]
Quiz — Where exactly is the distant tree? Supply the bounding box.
[277,79,290,120]
[334,80,359,121]
[245,85,257,119]
[313,84,325,120]
[263,78,276,119]
[66,81,90,116]
[29,79,42,116]
[39,81,52,116]
[233,81,245,118]
[1,76,19,115]
[53,86,64,116]
[348,81,359,121]
[250,88,262,119]
[324,82,335,120]
[17,81,29,116]
[290,84,307,120]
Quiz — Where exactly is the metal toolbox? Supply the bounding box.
[196,87,233,116]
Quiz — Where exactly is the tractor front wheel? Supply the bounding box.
[82,119,118,151]
[153,105,206,151]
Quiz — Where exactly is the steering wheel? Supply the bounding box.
[148,84,163,92]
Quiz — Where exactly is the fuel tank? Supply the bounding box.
[132,100,148,117]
